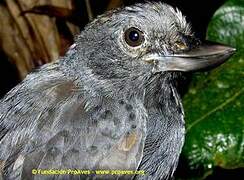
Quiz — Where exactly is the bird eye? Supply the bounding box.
[124,27,144,47]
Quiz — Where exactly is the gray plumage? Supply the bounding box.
[0,2,235,180]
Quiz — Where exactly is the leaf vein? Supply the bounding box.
[186,87,244,132]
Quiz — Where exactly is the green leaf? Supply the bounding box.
[181,0,244,178]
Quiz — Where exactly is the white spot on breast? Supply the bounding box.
[13,155,25,171]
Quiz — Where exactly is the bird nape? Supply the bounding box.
[0,2,235,180]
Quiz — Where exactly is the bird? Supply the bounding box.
[0,2,235,180]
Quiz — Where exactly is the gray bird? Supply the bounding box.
[0,2,235,180]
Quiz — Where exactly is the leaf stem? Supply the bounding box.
[85,0,93,21]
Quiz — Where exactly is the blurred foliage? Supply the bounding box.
[180,0,244,179]
[0,0,79,79]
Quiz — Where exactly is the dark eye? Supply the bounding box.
[124,27,144,47]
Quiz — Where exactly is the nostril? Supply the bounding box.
[183,35,201,50]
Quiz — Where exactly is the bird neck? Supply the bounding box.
[138,77,185,179]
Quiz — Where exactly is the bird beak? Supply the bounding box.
[144,41,236,72]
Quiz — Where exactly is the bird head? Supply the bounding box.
[62,2,235,94]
